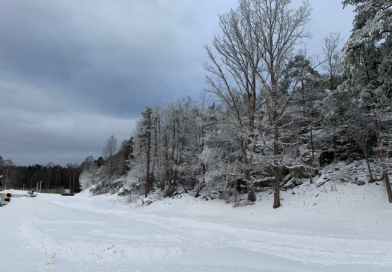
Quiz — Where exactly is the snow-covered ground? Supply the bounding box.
[1,179,392,272]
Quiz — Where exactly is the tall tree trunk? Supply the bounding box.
[153,118,158,172]
[201,125,206,184]
[164,129,170,188]
[273,120,281,209]
[108,159,111,178]
[310,123,315,161]
[331,62,338,163]
[310,102,315,161]
[240,138,255,202]
[372,112,392,203]
[170,121,176,187]
[364,155,374,182]
[145,117,152,198]
[271,75,281,209]
[333,118,338,162]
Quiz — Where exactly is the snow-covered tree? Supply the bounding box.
[102,135,118,177]
[284,53,324,166]
[337,0,392,202]
[322,32,343,163]
[347,108,375,182]
[205,0,311,207]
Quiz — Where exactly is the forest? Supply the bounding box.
[80,0,392,208]
[0,156,81,193]
[5,0,391,209]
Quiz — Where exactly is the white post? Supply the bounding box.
[39,181,42,194]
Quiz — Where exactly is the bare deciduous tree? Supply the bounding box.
[253,0,311,208]
[103,135,118,177]
[142,108,152,197]
[206,0,311,207]
[322,32,342,163]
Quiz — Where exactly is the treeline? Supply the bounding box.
[82,0,392,208]
[0,156,81,193]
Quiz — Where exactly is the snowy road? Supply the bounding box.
[1,186,392,272]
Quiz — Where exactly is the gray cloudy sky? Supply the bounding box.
[0,0,354,166]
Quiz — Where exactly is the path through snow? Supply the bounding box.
[1,183,392,272]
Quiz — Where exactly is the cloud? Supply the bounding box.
[0,76,136,166]
[0,0,236,117]
[0,0,354,166]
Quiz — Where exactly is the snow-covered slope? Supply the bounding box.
[1,182,392,272]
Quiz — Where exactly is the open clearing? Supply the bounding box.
[1,181,392,272]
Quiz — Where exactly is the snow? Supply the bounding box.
[1,181,392,272]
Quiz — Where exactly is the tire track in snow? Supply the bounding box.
[114,212,392,266]
[33,196,392,266]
